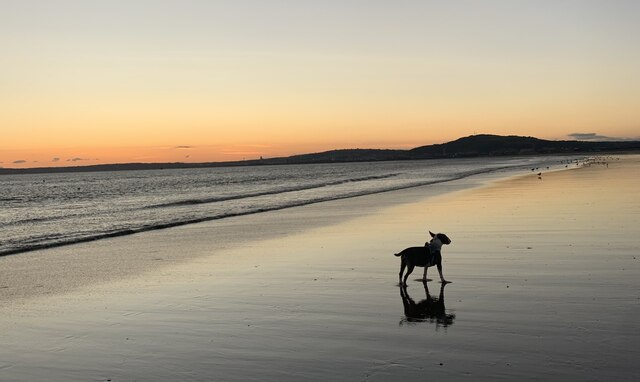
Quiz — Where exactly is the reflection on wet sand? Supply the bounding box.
[399,282,455,327]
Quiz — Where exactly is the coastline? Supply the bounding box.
[1,155,638,381]
[2,132,640,175]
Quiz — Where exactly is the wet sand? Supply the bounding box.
[1,156,638,381]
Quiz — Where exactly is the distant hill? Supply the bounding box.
[2,134,639,174]
[223,134,640,164]
[408,134,640,158]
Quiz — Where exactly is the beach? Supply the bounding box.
[1,156,638,381]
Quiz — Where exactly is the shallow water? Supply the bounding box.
[0,156,578,256]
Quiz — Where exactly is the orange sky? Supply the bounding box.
[1,1,639,168]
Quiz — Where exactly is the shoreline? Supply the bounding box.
[0,154,584,258]
[0,162,532,258]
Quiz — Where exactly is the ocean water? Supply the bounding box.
[0,156,580,256]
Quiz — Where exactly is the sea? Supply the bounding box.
[0,156,583,256]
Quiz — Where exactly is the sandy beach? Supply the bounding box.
[1,156,638,381]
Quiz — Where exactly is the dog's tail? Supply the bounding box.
[394,252,401,257]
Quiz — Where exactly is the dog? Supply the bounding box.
[395,231,451,285]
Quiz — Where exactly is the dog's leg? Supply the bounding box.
[422,266,428,281]
[437,263,449,283]
[399,257,406,284]
[403,264,414,285]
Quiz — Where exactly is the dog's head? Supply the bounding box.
[429,231,452,245]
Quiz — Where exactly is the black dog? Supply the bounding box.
[395,231,451,285]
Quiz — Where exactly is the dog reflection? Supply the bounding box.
[399,282,455,327]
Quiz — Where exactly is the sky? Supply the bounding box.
[1,0,639,168]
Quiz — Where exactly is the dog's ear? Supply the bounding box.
[429,231,435,238]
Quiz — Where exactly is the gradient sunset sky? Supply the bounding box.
[1,0,639,168]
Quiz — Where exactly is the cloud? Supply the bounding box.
[13,159,27,164]
[568,132,634,142]
[67,157,88,162]
[174,145,194,149]
[52,157,60,162]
